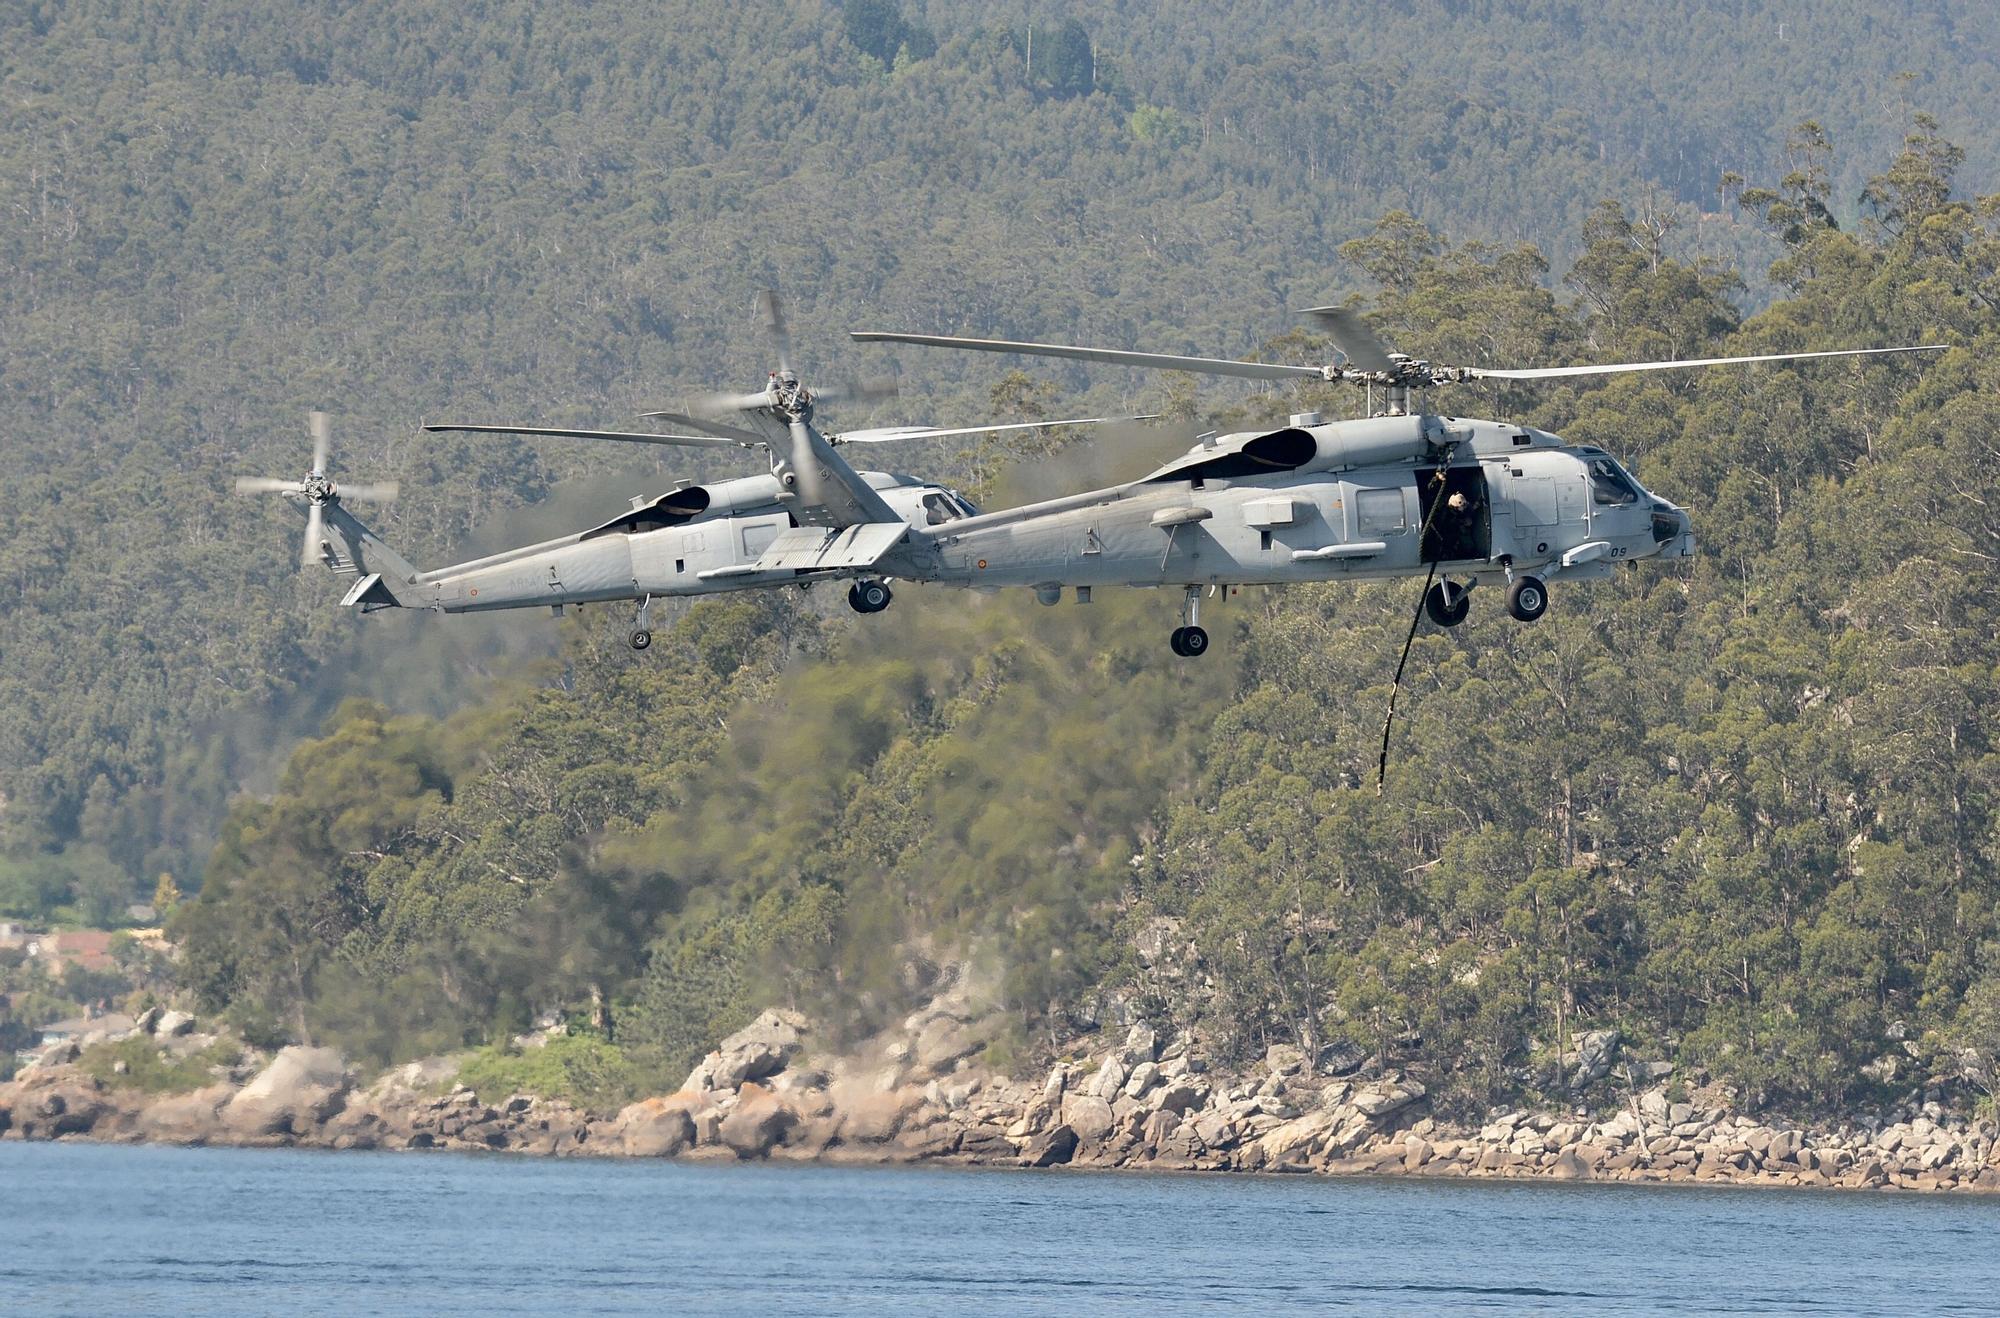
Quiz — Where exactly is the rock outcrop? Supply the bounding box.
[4,987,1999,1195]
[681,1010,808,1093]
[220,1046,351,1138]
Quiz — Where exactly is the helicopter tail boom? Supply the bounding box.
[321,499,434,609]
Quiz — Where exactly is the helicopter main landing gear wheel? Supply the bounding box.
[1425,578,1471,627]
[848,579,892,614]
[1506,574,1549,622]
[629,629,652,651]
[629,594,655,650]
[1169,585,1210,657]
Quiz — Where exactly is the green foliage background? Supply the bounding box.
[7,2,2000,1113]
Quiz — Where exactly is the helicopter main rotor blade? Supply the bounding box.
[1468,343,1948,381]
[851,331,1325,383]
[813,376,902,407]
[756,289,792,376]
[234,476,305,495]
[832,414,1162,444]
[337,480,401,502]
[309,410,332,477]
[301,501,325,569]
[633,411,770,445]
[1296,306,1398,372]
[690,389,783,418]
[423,422,757,451]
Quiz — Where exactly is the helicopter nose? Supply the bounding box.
[1651,503,1693,555]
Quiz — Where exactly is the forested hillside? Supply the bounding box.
[175,113,2000,1115]
[5,0,2000,895]
[7,3,2000,1114]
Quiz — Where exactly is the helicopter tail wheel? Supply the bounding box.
[848,579,892,614]
[629,629,653,651]
[1506,575,1549,623]
[1425,579,1471,627]
[1169,625,1209,658]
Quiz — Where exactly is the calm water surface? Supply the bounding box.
[2,1141,1996,1314]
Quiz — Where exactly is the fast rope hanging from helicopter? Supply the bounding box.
[1376,438,1462,794]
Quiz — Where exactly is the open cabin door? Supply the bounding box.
[1418,465,1491,563]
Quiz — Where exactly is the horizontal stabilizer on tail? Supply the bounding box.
[752,523,909,572]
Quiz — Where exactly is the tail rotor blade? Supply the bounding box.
[787,418,825,509]
[309,411,332,476]
[815,375,902,408]
[757,289,793,376]
[301,502,326,569]
[693,389,779,418]
[235,476,303,495]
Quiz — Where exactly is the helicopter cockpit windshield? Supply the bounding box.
[921,491,977,524]
[1587,457,1642,507]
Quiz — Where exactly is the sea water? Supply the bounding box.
[1,1141,1995,1314]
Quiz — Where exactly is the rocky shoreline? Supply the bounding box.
[7,997,1999,1195]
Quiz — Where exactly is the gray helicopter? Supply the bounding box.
[234,292,1143,649]
[237,294,1940,657]
[850,310,1941,655]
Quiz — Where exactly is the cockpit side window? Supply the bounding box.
[921,492,960,525]
[1588,458,1641,507]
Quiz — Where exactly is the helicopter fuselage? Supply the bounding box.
[899,412,1692,595]
[319,411,1689,652]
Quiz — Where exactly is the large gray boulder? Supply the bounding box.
[1122,1061,1161,1099]
[1118,1023,1159,1068]
[838,1086,922,1143]
[1353,1079,1425,1118]
[1550,1147,1593,1179]
[1140,1109,1181,1151]
[17,1083,109,1138]
[1192,1111,1236,1150]
[682,1009,808,1092]
[719,1090,796,1159]
[1153,1080,1209,1115]
[1023,1123,1079,1167]
[221,1046,350,1137]
[1571,1030,1621,1089]
[1062,1093,1116,1143]
[614,1098,697,1157]
[1088,1056,1128,1100]
[135,1084,234,1145]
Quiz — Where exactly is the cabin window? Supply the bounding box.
[1588,458,1641,507]
[1356,487,1407,535]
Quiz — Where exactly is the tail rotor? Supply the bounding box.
[233,410,399,570]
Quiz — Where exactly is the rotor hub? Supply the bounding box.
[302,471,336,504]
[770,370,813,419]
